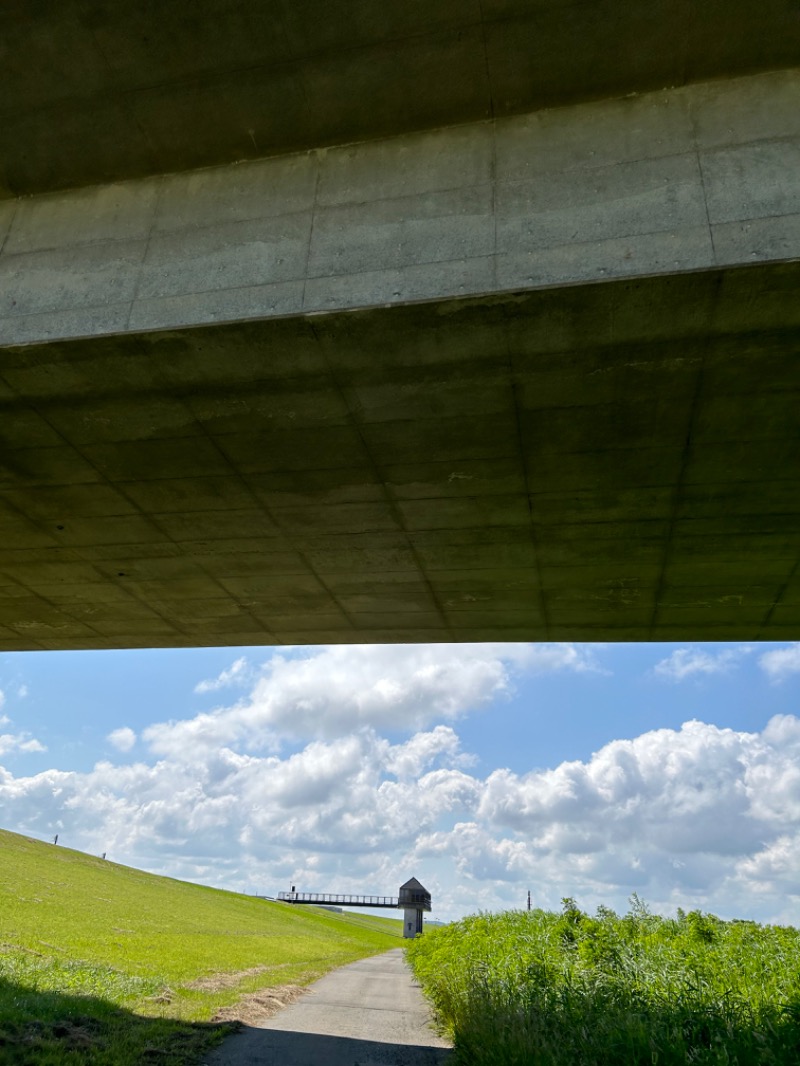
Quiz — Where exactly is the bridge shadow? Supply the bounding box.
[207,1025,453,1065]
[0,975,234,1065]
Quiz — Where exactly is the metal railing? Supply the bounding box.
[278,892,400,908]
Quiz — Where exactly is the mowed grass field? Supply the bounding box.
[321,908,404,937]
[407,899,800,1065]
[0,828,400,1065]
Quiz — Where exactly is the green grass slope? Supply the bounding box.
[0,828,399,1065]
[322,908,404,937]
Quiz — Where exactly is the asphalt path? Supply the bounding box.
[203,948,453,1066]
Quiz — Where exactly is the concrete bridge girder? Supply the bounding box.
[0,65,798,652]
[0,71,798,348]
[2,0,799,199]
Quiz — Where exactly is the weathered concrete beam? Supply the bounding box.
[1,70,798,347]
[2,0,799,197]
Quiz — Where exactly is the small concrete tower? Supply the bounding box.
[398,877,431,938]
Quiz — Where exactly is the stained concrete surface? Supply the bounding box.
[0,261,798,650]
[3,0,799,197]
[203,950,451,1066]
[1,53,798,653]
[1,70,798,347]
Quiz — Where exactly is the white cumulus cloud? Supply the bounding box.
[654,646,751,682]
[17,738,46,754]
[107,727,137,752]
[0,732,46,756]
[759,643,800,682]
[194,656,250,694]
[4,710,800,921]
[145,642,599,758]
[0,726,479,878]
[7,642,800,922]
[415,714,800,917]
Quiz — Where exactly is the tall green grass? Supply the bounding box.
[406,898,800,1065]
[0,828,399,1064]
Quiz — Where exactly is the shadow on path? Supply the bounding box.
[202,1025,453,1066]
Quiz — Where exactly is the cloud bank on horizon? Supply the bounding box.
[1,641,800,923]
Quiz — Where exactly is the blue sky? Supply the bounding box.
[2,641,800,924]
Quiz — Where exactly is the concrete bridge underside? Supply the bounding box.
[0,5,798,652]
[3,0,799,198]
[0,259,798,650]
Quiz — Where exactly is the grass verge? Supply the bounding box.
[0,828,399,1064]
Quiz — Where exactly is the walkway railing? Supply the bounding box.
[277,891,400,908]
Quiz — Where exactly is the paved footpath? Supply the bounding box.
[203,948,453,1066]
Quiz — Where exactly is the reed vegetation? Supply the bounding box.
[406,897,800,1065]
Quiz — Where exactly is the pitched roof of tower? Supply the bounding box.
[400,877,427,891]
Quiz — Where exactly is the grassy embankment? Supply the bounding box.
[0,828,401,1065]
[406,898,800,1065]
